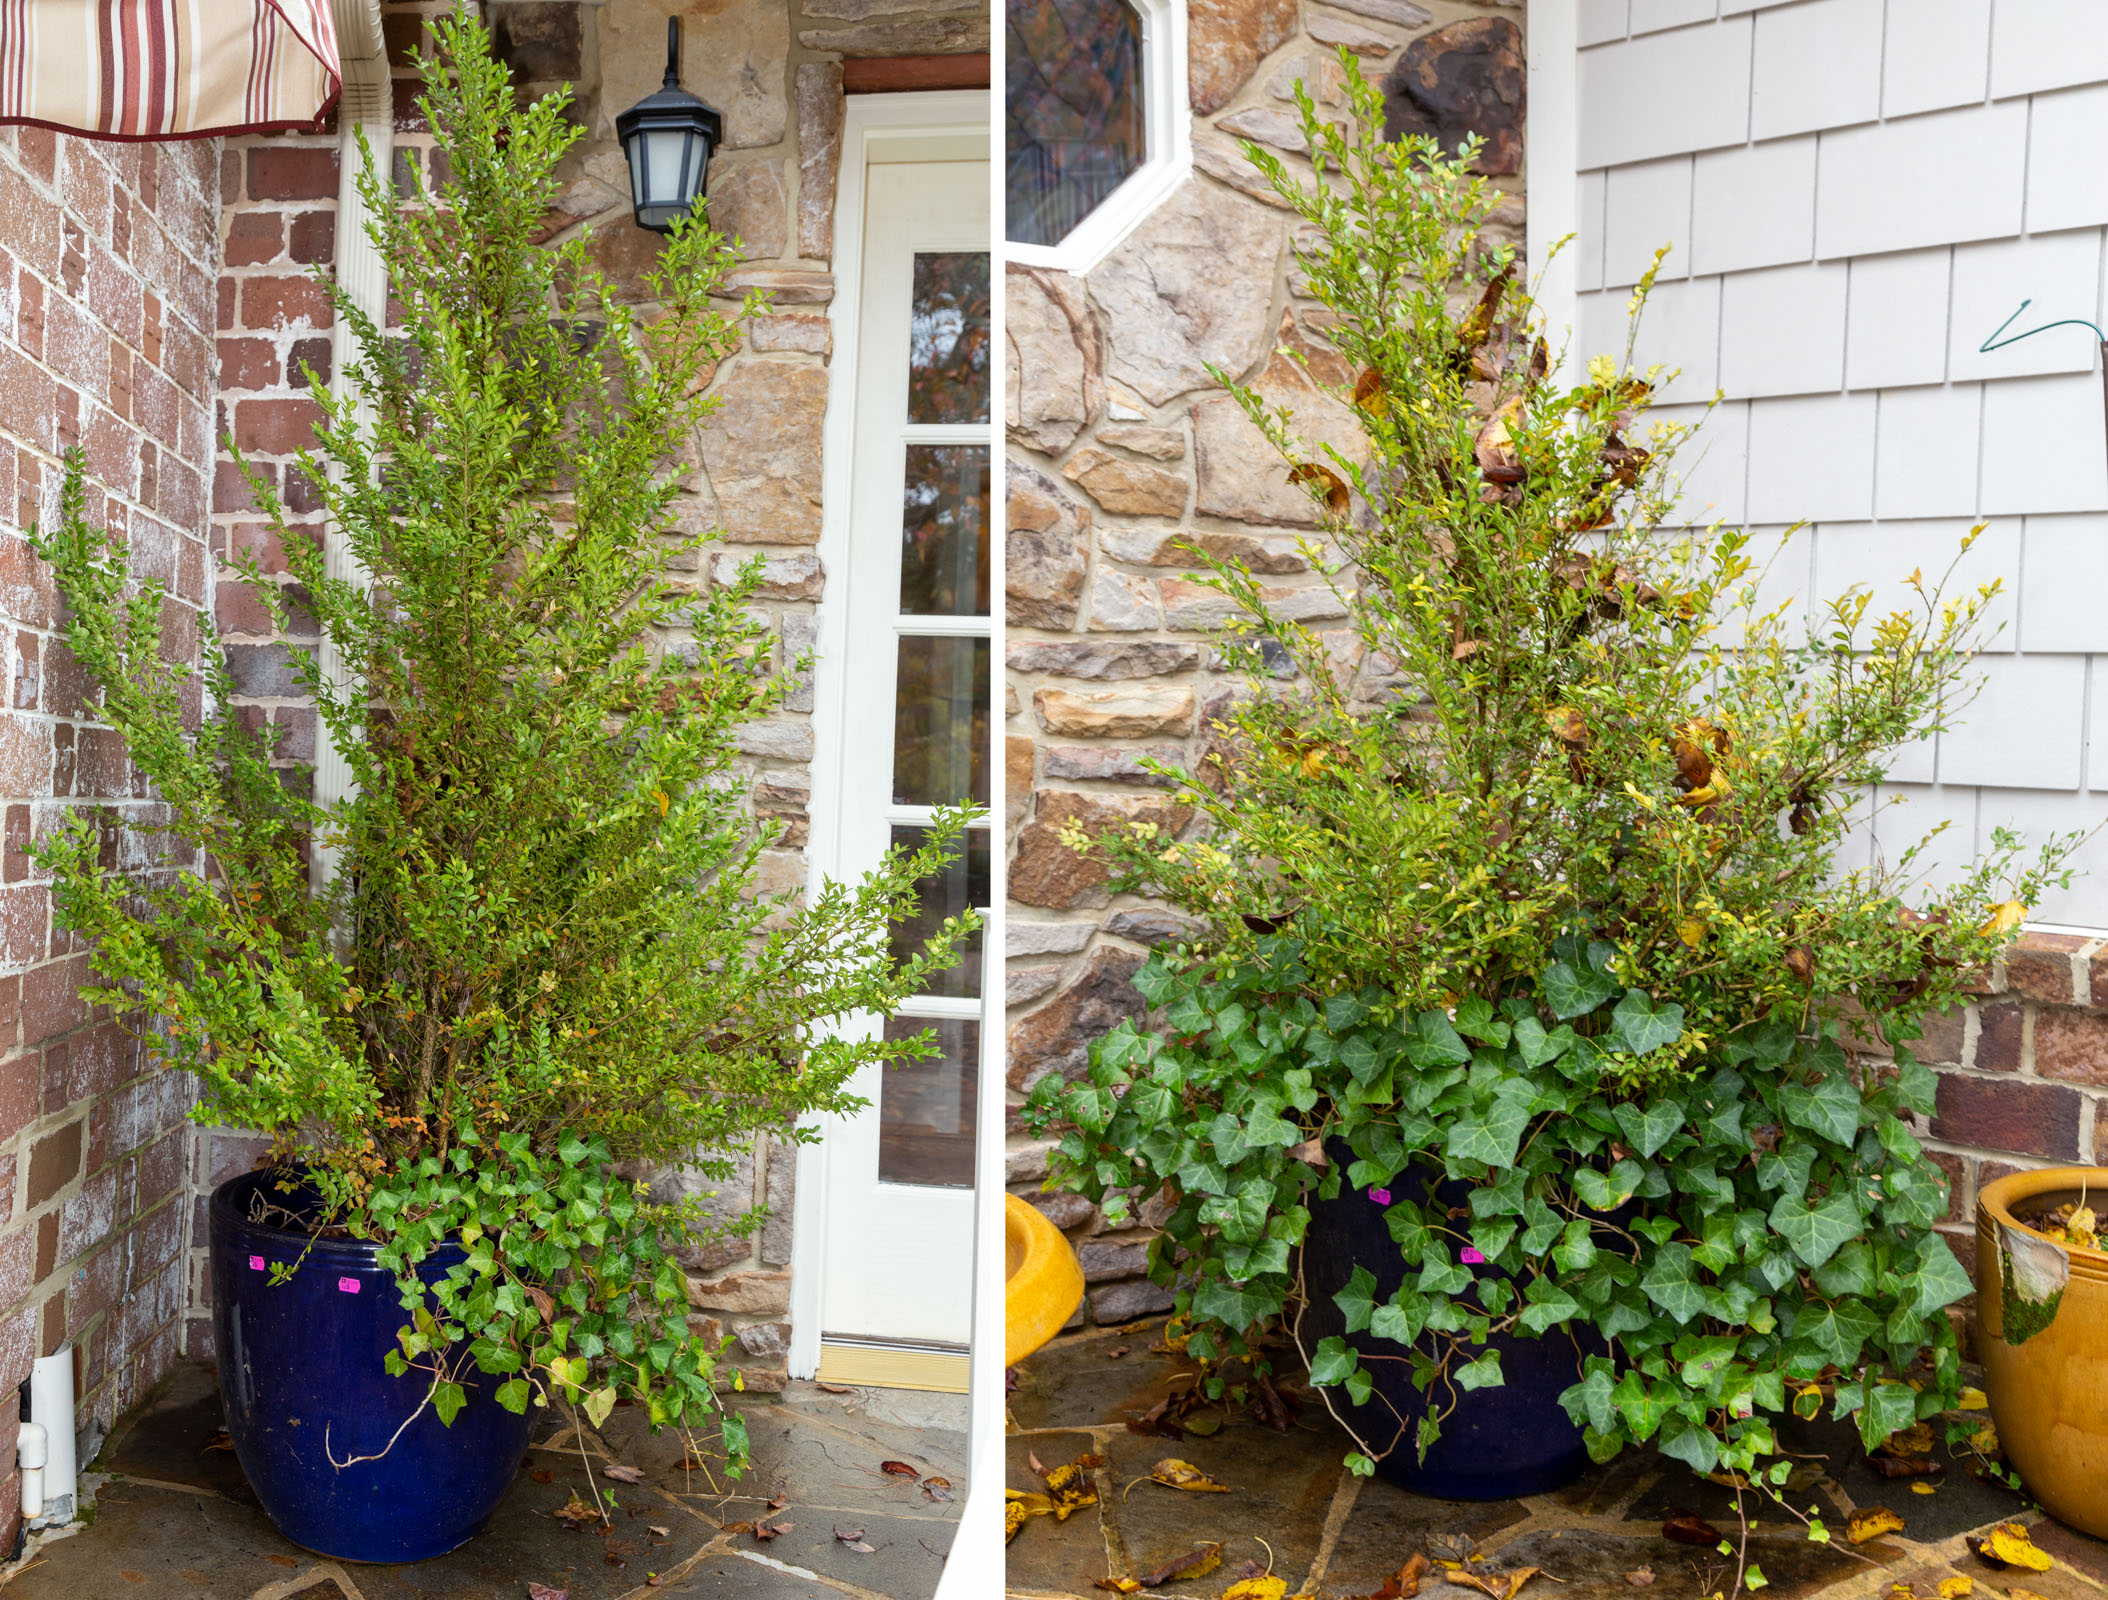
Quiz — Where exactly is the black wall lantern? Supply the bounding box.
[616,19,724,234]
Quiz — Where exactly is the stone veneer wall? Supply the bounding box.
[1003,0,1528,1326]
[181,0,988,1392]
[0,122,222,1534]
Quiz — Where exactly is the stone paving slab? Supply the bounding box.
[1006,1327,2107,1600]
[2,1359,962,1600]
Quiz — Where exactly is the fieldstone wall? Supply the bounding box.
[0,119,222,1539]
[1003,0,1527,1327]
[181,0,986,1391]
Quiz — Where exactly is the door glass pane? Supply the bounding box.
[901,444,990,617]
[893,635,990,806]
[909,252,991,424]
[879,1016,978,1187]
[890,824,989,998]
[1006,0,1145,247]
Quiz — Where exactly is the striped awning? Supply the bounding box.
[0,0,341,141]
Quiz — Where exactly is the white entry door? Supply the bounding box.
[805,98,990,1386]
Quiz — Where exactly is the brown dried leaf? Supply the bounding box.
[1146,1457,1232,1492]
[1626,1570,1657,1588]
[1451,1567,1546,1600]
[879,1459,919,1477]
[1474,397,1526,483]
[1136,1541,1225,1587]
[1288,461,1352,514]
[1662,1512,1723,1547]
[753,1520,793,1542]
[553,1492,605,1530]
[1044,1454,1106,1520]
[1868,1454,1943,1480]
[1785,946,1816,985]
[603,1464,646,1484]
[1354,366,1387,414]
[528,1586,570,1600]
[1288,1138,1329,1169]
[922,1475,954,1502]
[834,1526,875,1553]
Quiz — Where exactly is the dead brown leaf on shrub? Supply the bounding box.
[1288,462,1351,515]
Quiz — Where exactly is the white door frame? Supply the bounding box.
[1526,0,1580,375]
[790,88,992,1383]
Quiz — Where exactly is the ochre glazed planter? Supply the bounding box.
[1005,1193,1085,1367]
[1973,1165,2108,1539]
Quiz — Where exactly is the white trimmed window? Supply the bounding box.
[1004,0,1189,272]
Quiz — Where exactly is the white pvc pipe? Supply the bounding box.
[17,1421,44,1519]
[27,1350,75,1524]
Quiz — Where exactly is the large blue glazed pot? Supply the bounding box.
[209,1168,534,1563]
[1301,1153,1595,1500]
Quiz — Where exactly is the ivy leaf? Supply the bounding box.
[1769,1190,1862,1268]
[1191,1276,1281,1330]
[1612,1099,1685,1159]
[1336,1264,1379,1334]
[1518,1279,1582,1334]
[1611,989,1684,1056]
[1611,1371,1675,1441]
[433,1380,468,1428]
[1656,1412,1721,1475]
[1543,959,1618,1020]
[1639,1243,1707,1324]
[1405,1010,1472,1069]
[1512,1015,1574,1068]
[1780,1074,1863,1146]
[1455,1350,1504,1391]
[1855,1380,1919,1451]
[1309,1336,1358,1388]
[1912,1235,1974,1317]
[1454,995,1510,1046]
[1370,1291,1427,1347]
[1793,1299,1879,1369]
[1445,1094,1531,1168]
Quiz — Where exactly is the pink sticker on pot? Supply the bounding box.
[1460,1248,1486,1264]
[248,1255,264,1272]
[337,1276,361,1294]
[1367,1188,1391,1206]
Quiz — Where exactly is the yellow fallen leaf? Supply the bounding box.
[1848,1507,1907,1545]
[1913,1483,1938,1496]
[1042,1455,1104,1522]
[1224,1580,1290,1600]
[1938,1578,1974,1599]
[1006,1489,1055,1517]
[1958,1388,1989,1412]
[1147,1458,1232,1492]
[2010,1590,2051,1600]
[1091,1581,1142,1595]
[1004,1500,1029,1543]
[1970,1523,2053,1573]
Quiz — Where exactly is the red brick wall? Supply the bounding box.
[0,122,222,1526]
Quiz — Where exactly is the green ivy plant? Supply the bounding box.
[30,14,973,1467]
[1026,54,2075,1504]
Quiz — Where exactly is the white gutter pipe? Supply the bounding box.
[24,1349,75,1524]
[17,1422,45,1519]
[312,0,392,895]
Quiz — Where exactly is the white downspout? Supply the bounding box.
[23,1350,75,1525]
[17,1422,45,1520]
[313,0,392,891]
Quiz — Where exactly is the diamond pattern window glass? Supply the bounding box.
[1006,0,1146,247]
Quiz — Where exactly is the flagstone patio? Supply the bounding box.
[0,1361,964,1599]
[1005,1324,2108,1600]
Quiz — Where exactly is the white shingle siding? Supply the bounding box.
[1577,0,2108,921]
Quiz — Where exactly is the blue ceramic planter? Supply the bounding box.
[209,1168,534,1563]
[1302,1154,1595,1500]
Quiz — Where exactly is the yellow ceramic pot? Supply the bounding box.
[1004,1193,1085,1368]
[1974,1165,2108,1538]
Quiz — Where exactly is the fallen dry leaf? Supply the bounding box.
[528,1468,555,1484]
[1869,1454,1943,1480]
[1969,1524,2053,1572]
[1938,1580,1974,1599]
[817,1380,853,1393]
[767,1492,790,1511]
[1957,1388,1989,1412]
[834,1525,876,1553]
[1106,1345,1131,1360]
[1134,1541,1225,1587]
[1663,1513,1724,1547]
[1626,1570,1656,1588]
[1005,1500,1030,1544]
[1848,1507,1907,1546]
[880,1459,919,1477]
[922,1475,954,1502]
[528,1586,569,1600]
[1224,1578,1290,1600]
[753,1519,792,1542]
[603,1464,646,1484]
[2009,1590,2051,1600]
[1912,1483,1938,1496]
[648,1524,671,1538]
[1146,1457,1232,1492]
[1126,1398,1184,1439]
[1451,1566,1546,1600]
[552,1492,604,1530]
[1183,1410,1224,1438]
[1093,1582,1144,1596]
[1045,1453,1107,1520]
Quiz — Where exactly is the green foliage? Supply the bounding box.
[29,15,973,1457]
[1027,56,2076,1483]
